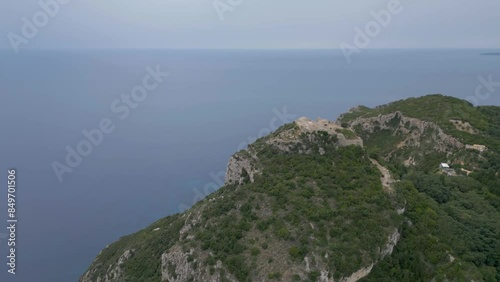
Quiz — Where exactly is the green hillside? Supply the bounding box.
[81,95,500,282]
[340,94,500,152]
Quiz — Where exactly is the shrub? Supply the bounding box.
[268,272,282,280]
[250,247,260,256]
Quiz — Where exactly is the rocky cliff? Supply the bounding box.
[81,95,500,282]
[225,117,363,186]
[81,114,401,282]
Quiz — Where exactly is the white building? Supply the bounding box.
[440,163,450,169]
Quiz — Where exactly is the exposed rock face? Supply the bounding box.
[159,209,239,282]
[80,249,135,282]
[161,246,235,282]
[295,117,342,135]
[179,209,203,238]
[380,229,401,259]
[159,209,238,282]
[162,246,196,282]
[465,144,487,152]
[450,119,479,134]
[340,264,374,282]
[349,112,464,156]
[82,116,400,282]
[224,153,258,185]
[225,117,363,185]
[337,228,400,282]
[295,117,363,148]
[337,134,364,147]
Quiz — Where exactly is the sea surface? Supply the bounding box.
[0,49,499,282]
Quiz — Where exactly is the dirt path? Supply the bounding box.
[370,158,394,193]
[337,159,400,282]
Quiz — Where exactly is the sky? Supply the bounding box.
[1,0,499,50]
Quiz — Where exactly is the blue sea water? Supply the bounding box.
[0,49,499,282]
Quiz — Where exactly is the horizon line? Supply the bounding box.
[1,47,499,52]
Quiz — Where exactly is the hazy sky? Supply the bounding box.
[1,0,499,50]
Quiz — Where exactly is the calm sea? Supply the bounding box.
[0,49,499,282]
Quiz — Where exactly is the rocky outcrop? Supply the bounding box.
[349,112,464,155]
[295,117,363,148]
[224,153,258,185]
[338,228,400,282]
[162,246,196,282]
[161,247,236,282]
[338,134,364,148]
[80,249,135,282]
[380,229,401,259]
[295,117,342,135]
[340,264,374,282]
[465,144,487,152]
[450,119,479,134]
[225,117,363,186]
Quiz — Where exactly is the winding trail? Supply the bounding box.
[337,159,400,282]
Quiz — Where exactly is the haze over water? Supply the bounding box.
[0,49,499,282]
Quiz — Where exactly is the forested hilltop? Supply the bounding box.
[81,94,500,282]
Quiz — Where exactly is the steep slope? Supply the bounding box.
[339,95,500,281]
[339,94,500,154]
[81,95,500,282]
[81,118,402,282]
[338,94,500,193]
